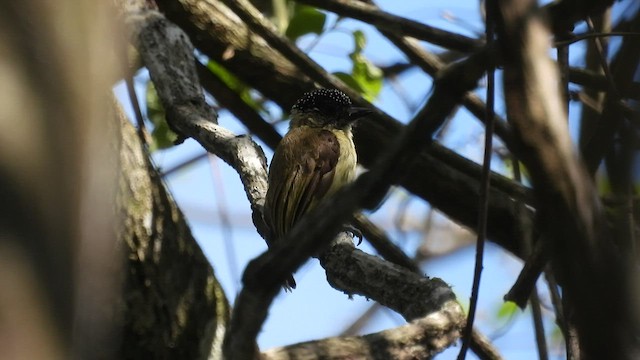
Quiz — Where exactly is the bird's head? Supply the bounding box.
[290,89,371,130]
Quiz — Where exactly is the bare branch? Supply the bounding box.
[296,0,483,52]
[263,298,463,359]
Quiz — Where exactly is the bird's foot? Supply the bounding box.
[342,224,363,245]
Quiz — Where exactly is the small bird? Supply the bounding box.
[264,89,371,290]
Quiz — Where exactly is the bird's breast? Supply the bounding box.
[327,128,357,195]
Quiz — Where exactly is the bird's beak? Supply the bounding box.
[348,107,373,121]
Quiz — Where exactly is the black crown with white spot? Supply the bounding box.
[292,89,352,118]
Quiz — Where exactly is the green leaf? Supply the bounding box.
[206,60,266,113]
[335,30,383,102]
[150,120,178,151]
[350,54,383,102]
[146,82,178,151]
[497,301,519,320]
[285,5,326,41]
[207,60,242,92]
[353,29,366,53]
[333,71,365,94]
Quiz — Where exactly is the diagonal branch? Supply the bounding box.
[223,43,492,360]
[296,0,483,52]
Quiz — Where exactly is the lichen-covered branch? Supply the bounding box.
[124,5,270,236]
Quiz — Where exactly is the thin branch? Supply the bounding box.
[125,71,150,145]
[353,214,422,274]
[544,269,567,343]
[470,330,505,360]
[586,17,620,99]
[339,303,383,336]
[195,60,283,149]
[504,241,547,308]
[295,0,483,52]
[530,289,549,360]
[220,0,364,105]
[511,152,549,360]
[554,30,640,46]
[557,32,570,114]
[161,152,208,177]
[458,0,496,356]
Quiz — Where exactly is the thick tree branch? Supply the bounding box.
[263,299,463,359]
[116,104,228,360]
[495,1,636,358]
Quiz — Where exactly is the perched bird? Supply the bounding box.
[264,89,371,290]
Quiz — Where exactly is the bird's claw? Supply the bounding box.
[342,225,363,245]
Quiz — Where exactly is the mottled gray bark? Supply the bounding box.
[116,106,229,360]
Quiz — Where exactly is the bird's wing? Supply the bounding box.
[265,127,340,243]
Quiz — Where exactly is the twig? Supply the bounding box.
[295,0,483,52]
[470,330,505,360]
[511,153,549,360]
[504,240,547,309]
[556,32,571,114]
[161,152,208,177]
[530,289,549,360]
[195,60,283,149]
[554,31,640,46]
[208,156,241,293]
[374,30,516,152]
[124,71,149,145]
[544,268,567,342]
[457,0,495,357]
[353,214,421,274]
[339,303,382,336]
[220,0,363,104]
[586,17,620,99]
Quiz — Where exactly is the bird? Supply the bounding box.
[263,89,371,290]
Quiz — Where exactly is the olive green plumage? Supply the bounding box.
[264,89,370,290]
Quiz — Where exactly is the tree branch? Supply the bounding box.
[296,0,483,52]
[263,297,463,359]
[116,103,228,360]
[125,6,271,237]
[495,1,636,358]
